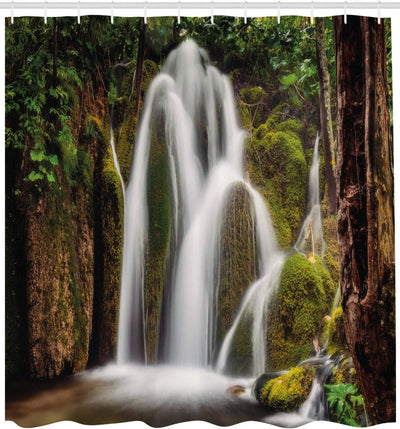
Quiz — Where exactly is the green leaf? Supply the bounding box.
[28,171,44,181]
[30,149,45,162]
[46,171,56,182]
[48,154,59,166]
[279,73,298,86]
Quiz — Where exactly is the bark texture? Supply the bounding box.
[335,16,395,424]
[315,17,337,214]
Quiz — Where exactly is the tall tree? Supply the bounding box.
[315,17,336,213]
[335,16,395,424]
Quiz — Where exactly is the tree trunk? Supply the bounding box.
[52,18,58,88]
[315,17,336,214]
[335,16,395,424]
[133,19,147,116]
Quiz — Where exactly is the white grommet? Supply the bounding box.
[244,1,247,24]
[44,1,47,24]
[144,1,147,24]
[111,1,114,24]
[11,0,14,24]
[78,1,81,24]
[178,1,181,24]
[211,1,214,25]
[311,1,314,24]
[278,1,281,24]
[344,1,347,24]
[378,1,381,25]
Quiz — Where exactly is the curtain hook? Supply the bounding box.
[244,1,247,24]
[78,1,81,24]
[344,1,347,25]
[44,1,47,24]
[178,1,181,25]
[144,0,147,24]
[311,1,314,24]
[278,1,281,24]
[211,1,214,25]
[111,1,114,24]
[378,1,381,25]
[11,0,14,24]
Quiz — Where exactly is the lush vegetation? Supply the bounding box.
[5,14,394,428]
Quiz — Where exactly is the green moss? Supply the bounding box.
[144,112,172,362]
[326,306,347,354]
[218,182,258,339]
[267,253,336,371]
[238,86,269,130]
[246,117,307,248]
[259,366,314,411]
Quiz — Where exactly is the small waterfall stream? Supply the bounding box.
[295,133,326,257]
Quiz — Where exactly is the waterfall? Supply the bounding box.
[117,40,283,374]
[294,133,326,257]
[109,122,125,200]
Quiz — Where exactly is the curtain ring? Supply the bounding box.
[311,1,314,24]
[344,1,347,25]
[244,1,247,24]
[11,0,14,24]
[44,1,47,24]
[144,1,147,24]
[378,1,381,25]
[111,1,114,24]
[78,1,81,24]
[178,1,181,25]
[278,1,281,24]
[211,1,214,25]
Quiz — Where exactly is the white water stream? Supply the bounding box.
[294,133,326,257]
[116,40,284,375]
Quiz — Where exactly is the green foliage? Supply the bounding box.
[324,383,365,426]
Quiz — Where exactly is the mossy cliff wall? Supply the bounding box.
[245,113,307,248]
[6,82,124,378]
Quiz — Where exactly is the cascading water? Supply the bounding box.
[117,39,284,374]
[294,132,326,257]
[109,120,125,200]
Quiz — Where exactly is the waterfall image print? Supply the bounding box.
[5,15,395,428]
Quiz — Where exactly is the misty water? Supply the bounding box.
[6,41,332,428]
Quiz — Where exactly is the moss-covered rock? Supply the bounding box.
[144,111,173,363]
[266,253,336,371]
[215,182,259,375]
[238,86,269,130]
[93,118,124,365]
[245,115,307,248]
[259,366,315,411]
[114,59,158,183]
[325,306,347,355]
[217,182,258,340]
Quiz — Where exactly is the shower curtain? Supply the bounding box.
[5,14,395,428]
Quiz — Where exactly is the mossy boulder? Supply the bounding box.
[217,182,258,340]
[266,253,336,371]
[258,366,315,411]
[216,182,259,375]
[246,116,307,248]
[144,110,173,363]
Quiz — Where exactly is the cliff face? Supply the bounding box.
[6,79,124,378]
